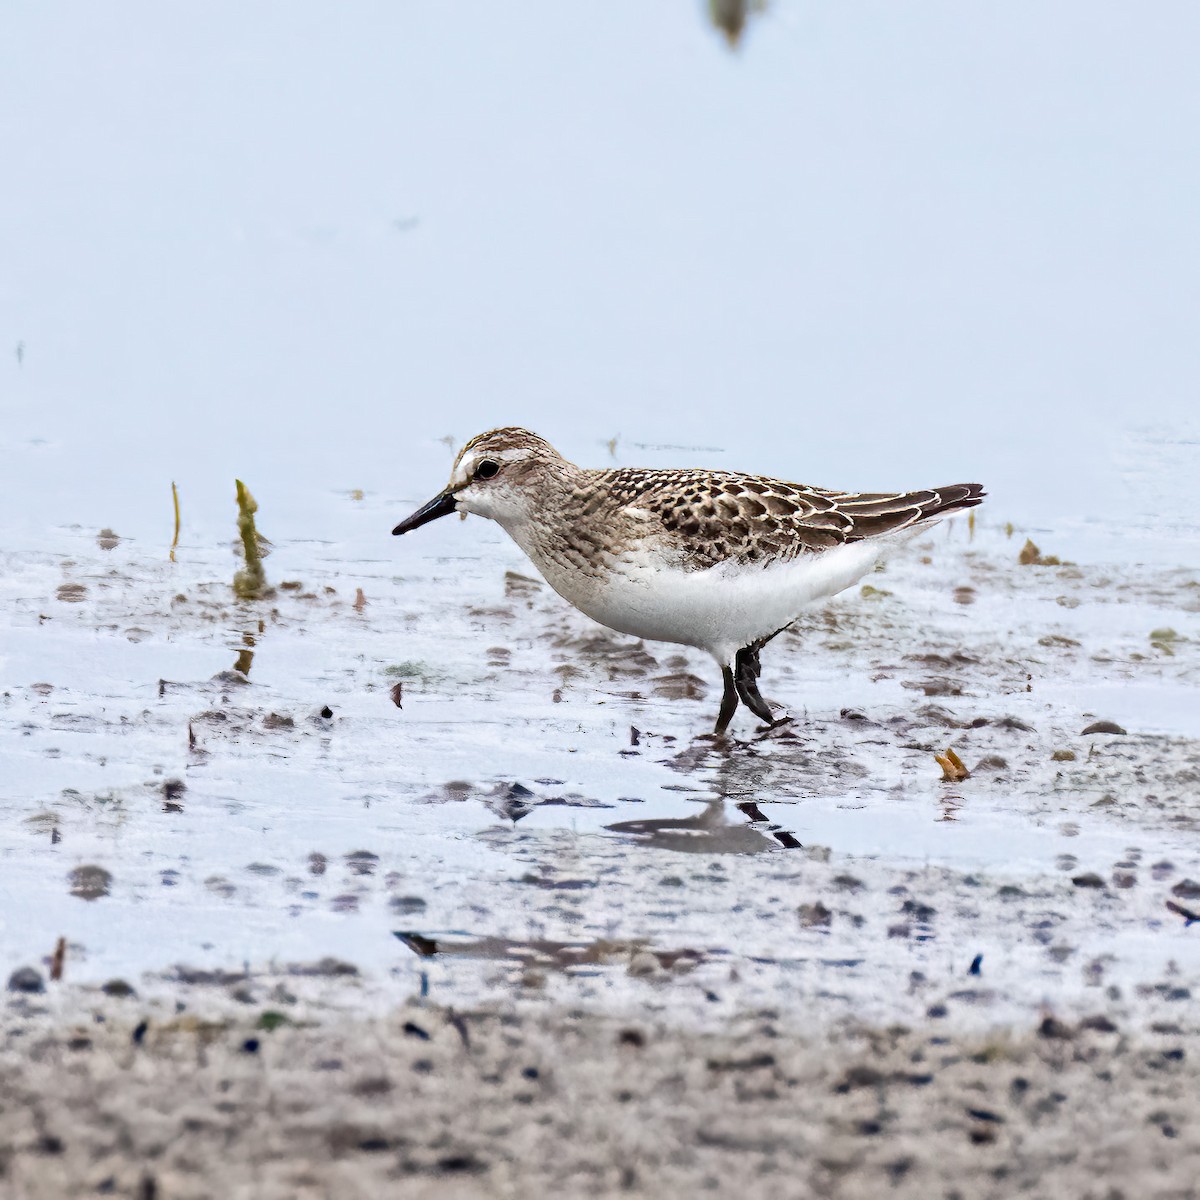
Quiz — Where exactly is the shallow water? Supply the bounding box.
[2,506,1198,1030]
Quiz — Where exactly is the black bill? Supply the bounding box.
[392,491,458,535]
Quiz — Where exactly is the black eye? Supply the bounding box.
[475,459,500,480]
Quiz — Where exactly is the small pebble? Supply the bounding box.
[1080,720,1127,736]
[7,966,45,994]
[798,902,832,928]
[627,951,665,978]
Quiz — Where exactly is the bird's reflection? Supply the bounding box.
[607,798,799,854]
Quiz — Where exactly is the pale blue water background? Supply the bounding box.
[2,2,1198,556]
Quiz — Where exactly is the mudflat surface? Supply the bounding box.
[4,994,1200,1200]
[2,521,1200,1197]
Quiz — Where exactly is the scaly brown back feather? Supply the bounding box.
[581,468,984,569]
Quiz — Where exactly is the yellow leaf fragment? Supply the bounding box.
[934,747,970,782]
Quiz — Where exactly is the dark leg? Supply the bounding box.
[713,665,739,736]
[734,644,777,724]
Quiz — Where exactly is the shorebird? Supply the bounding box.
[393,428,983,735]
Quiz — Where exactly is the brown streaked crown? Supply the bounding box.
[453,427,564,469]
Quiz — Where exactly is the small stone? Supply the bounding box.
[68,864,113,901]
[7,966,45,994]
[995,716,1035,732]
[1171,879,1200,899]
[1038,1016,1074,1040]
[973,755,1008,773]
[798,902,832,927]
[1072,873,1107,889]
[345,850,379,876]
[1080,720,1127,736]
[627,951,665,978]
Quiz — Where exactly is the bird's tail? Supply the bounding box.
[830,483,986,542]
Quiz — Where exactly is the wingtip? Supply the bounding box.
[936,483,986,515]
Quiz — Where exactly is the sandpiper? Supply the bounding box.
[393,428,983,735]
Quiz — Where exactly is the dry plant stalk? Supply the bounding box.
[49,936,66,982]
[233,479,272,600]
[170,481,181,562]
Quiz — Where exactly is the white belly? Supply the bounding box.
[528,538,889,665]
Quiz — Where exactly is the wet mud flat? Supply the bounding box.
[1,520,1199,1192]
[3,992,1200,1199]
